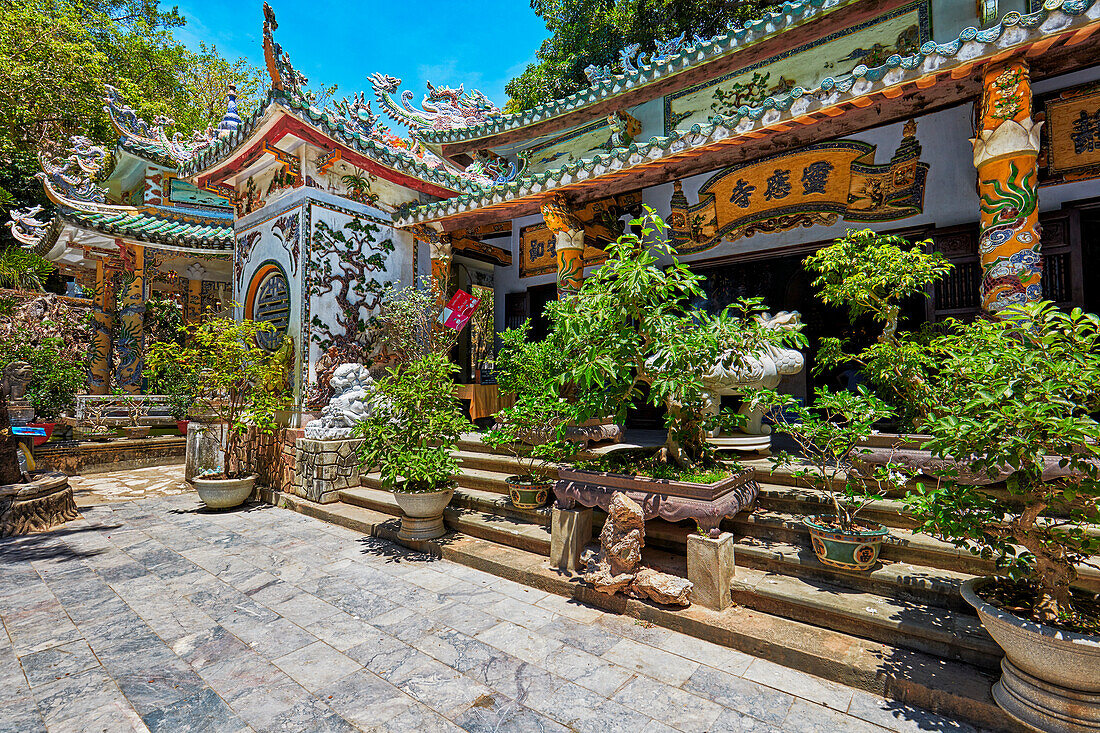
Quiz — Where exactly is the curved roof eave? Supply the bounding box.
[395,0,1100,227]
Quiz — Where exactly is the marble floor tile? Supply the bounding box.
[141,686,248,733]
[682,666,795,727]
[316,668,419,729]
[782,697,895,733]
[612,674,724,733]
[602,637,700,686]
[18,640,100,688]
[271,640,360,692]
[743,657,854,712]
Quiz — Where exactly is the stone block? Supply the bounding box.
[687,532,736,611]
[550,506,592,572]
[289,437,363,504]
[185,422,227,481]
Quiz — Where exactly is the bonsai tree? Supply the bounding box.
[117,390,149,429]
[805,229,951,424]
[907,302,1100,627]
[546,208,805,469]
[148,318,290,479]
[483,321,575,486]
[355,353,471,492]
[754,387,910,532]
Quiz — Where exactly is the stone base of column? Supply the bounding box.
[290,438,363,504]
[550,506,592,572]
[687,532,736,611]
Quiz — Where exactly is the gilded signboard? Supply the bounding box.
[1044,82,1100,178]
[669,122,928,254]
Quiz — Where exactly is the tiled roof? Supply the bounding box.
[177,91,488,195]
[396,0,1100,225]
[414,0,857,146]
[60,208,233,249]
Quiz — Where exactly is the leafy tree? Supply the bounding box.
[0,0,266,231]
[0,247,55,291]
[546,208,805,468]
[506,0,781,111]
[805,229,951,425]
[908,302,1100,628]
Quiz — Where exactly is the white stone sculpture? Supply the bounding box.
[703,311,805,452]
[303,363,377,440]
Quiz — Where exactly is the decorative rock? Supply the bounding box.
[584,492,693,607]
[303,363,378,440]
[631,567,693,607]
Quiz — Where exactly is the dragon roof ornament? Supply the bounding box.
[6,206,51,247]
[104,85,218,164]
[397,0,1100,225]
[37,136,109,206]
[368,73,503,133]
[263,2,311,104]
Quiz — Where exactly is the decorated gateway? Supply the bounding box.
[12,0,1100,414]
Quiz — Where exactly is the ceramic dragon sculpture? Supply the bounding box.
[369,73,501,131]
[6,206,50,247]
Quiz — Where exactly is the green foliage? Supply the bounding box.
[355,354,471,493]
[575,450,733,483]
[0,326,83,420]
[0,247,55,291]
[146,332,202,420]
[506,0,781,111]
[146,318,290,478]
[372,282,457,365]
[755,387,911,533]
[0,0,265,220]
[144,296,183,346]
[546,207,805,468]
[805,229,951,424]
[906,302,1100,625]
[484,321,575,479]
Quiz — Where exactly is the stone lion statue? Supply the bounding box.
[2,362,32,404]
[303,363,377,440]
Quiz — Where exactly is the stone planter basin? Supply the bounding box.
[393,487,454,541]
[192,474,256,510]
[856,447,1100,486]
[961,577,1100,732]
[554,467,758,536]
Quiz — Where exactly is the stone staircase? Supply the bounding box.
[333,433,1100,676]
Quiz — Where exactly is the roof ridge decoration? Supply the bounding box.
[6,206,50,246]
[396,0,1100,226]
[37,136,111,207]
[416,0,856,145]
[104,85,218,164]
[368,73,504,133]
[263,2,312,105]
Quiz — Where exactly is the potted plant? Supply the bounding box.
[356,353,471,540]
[1,328,83,443]
[76,398,116,442]
[148,317,289,509]
[118,392,151,439]
[906,302,1100,731]
[754,387,911,571]
[483,321,574,508]
[804,228,951,429]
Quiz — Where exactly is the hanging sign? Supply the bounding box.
[1044,82,1100,177]
[440,290,481,331]
[669,124,928,255]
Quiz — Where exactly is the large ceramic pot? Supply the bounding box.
[176,420,190,436]
[192,474,256,510]
[961,578,1100,732]
[803,515,888,571]
[393,487,454,541]
[505,476,551,510]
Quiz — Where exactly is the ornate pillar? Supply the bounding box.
[972,59,1043,314]
[184,264,204,324]
[114,243,145,393]
[89,259,113,394]
[429,234,453,311]
[540,193,585,298]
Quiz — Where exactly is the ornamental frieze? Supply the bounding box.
[669,123,928,255]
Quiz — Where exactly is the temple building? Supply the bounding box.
[12,0,1100,412]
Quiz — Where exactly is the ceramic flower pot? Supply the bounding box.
[176,420,190,436]
[192,474,256,510]
[505,476,552,509]
[803,515,888,571]
[961,578,1100,733]
[393,487,454,541]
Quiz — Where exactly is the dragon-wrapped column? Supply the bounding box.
[972,59,1043,314]
[89,259,114,394]
[114,242,145,393]
[540,193,585,299]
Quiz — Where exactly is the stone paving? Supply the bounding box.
[68,465,189,506]
[0,476,987,733]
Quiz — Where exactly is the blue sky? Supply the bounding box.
[172,1,549,116]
